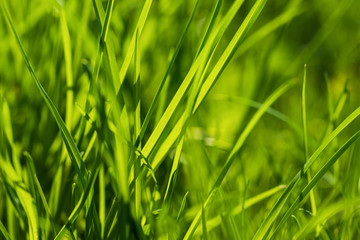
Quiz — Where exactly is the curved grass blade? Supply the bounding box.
[60,9,74,131]
[0,221,11,240]
[0,157,39,240]
[146,0,265,171]
[136,0,199,146]
[118,0,153,88]
[195,0,223,58]
[183,79,295,240]
[54,160,100,240]
[194,0,268,109]
[0,0,87,187]
[201,201,208,240]
[141,0,249,164]
[24,152,56,238]
[193,185,286,236]
[302,65,317,218]
[269,129,360,239]
[294,200,360,239]
[177,191,189,221]
[211,94,302,137]
[253,106,360,239]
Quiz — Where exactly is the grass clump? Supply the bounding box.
[1,0,360,239]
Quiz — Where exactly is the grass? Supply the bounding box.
[1,0,360,239]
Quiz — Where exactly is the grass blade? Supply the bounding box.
[269,129,360,238]
[183,79,295,240]
[0,0,87,187]
[253,106,360,239]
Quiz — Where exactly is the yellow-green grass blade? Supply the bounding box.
[195,0,223,58]
[177,191,189,221]
[118,0,153,89]
[211,94,302,137]
[0,0,87,187]
[302,65,317,218]
[1,97,21,175]
[146,0,265,171]
[163,137,184,203]
[293,199,360,239]
[192,186,285,236]
[60,9,74,131]
[133,28,142,218]
[183,79,295,240]
[54,159,101,240]
[270,129,360,238]
[136,0,199,145]
[144,0,300,174]
[142,0,247,163]
[201,201,208,240]
[99,164,106,238]
[194,0,268,110]
[234,0,302,58]
[253,106,360,239]
[24,152,56,238]
[0,220,11,240]
[0,157,39,240]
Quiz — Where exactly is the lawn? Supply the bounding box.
[1,0,360,239]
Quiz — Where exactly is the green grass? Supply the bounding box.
[1,0,360,239]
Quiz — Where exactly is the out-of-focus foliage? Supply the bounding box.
[1,0,360,239]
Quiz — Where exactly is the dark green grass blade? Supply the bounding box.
[269,130,360,239]
[253,106,360,239]
[183,79,295,240]
[0,221,11,240]
[136,0,199,146]
[54,160,100,240]
[0,0,87,187]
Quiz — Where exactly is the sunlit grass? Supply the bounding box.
[1,0,360,239]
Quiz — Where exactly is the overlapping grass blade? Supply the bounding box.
[0,0,87,187]
[0,221,11,240]
[201,201,208,240]
[54,159,100,240]
[136,0,199,145]
[183,79,295,240]
[194,185,286,236]
[177,191,189,221]
[269,129,360,238]
[0,157,39,240]
[142,0,255,167]
[24,152,56,238]
[253,106,360,239]
[118,0,153,89]
[294,200,360,239]
[60,9,74,130]
[194,0,268,109]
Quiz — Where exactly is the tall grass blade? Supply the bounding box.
[0,0,87,187]
[183,79,294,240]
[253,106,360,239]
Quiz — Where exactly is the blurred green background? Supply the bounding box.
[1,0,360,238]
